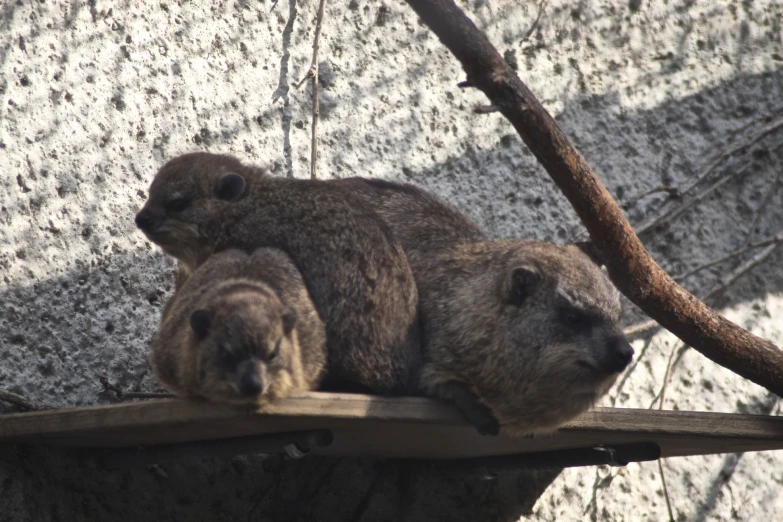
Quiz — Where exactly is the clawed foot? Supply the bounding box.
[461,404,500,436]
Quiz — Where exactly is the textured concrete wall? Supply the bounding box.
[2,0,783,520]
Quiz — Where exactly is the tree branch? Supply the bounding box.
[404,0,783,395]
[0,390,55,412]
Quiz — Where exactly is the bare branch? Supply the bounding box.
[297,0,328,180]
[473,104,502,114]
[677,230,783,281]
[404,0,783,396]
[651,342,685,522]
[521,0,548,43]
[0,390,55,412]
[100,376,173,401]
[623,318,658,337]
[658,460,676,522]
[702,241,782,302]
[635,112,783,235]
[649,344,688,410]
[621,185,681,210]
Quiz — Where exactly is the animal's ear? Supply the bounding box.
[190,309,215,339]
[507,265,542,306]
[281,306,298,335]
[215,172,246,201]
[571,240,605,268]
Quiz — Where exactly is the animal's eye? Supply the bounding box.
[562,308,589,329]
[218,345,236,366]
[268,339,281,361]
[165,198,190,213]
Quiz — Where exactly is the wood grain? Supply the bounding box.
[2,393,783,460]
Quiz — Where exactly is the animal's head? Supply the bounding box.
[134,152,252,265]
[483,242,633,429]
[187,285,299,405]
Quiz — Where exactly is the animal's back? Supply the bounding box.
[335,177,486,254]
[212,175,421,395]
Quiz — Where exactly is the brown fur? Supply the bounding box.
[151,248,326,406]
[333,178,633,436]
[137,153,420,395]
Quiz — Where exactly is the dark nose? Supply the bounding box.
[239,371,264,396]
[607,336,634,373]
[135,210,156,232]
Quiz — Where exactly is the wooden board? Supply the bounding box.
[2,392,783,460]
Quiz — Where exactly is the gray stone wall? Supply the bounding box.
[2,1,783,520]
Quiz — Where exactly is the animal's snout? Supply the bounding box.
[239,371,265,396]
[606,336,634,373]
[135,209,157,232]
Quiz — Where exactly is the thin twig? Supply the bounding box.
[521,0,548,43]
[247,475,277,522]
[636,111,783,234]
[99,376,173,401]
[296,0,327,180]
[638,160,753,235]
[641,138,783,235]
[649,343,687,410]
[650,343,686,522]
[621,185,681,210]
[658,460,675,522]
[0,390,55,412]
[702,241,782,302]
[676,230,783,281]
[623,318,658,337]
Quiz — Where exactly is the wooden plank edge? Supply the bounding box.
[2,392,783,444]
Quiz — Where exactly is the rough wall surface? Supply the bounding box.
[2,0,783,520]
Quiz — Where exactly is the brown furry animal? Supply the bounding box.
[151,248,326,405]
[136,153,420,395]
[334,178,633,436]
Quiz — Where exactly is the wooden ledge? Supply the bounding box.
[1,392,782,460]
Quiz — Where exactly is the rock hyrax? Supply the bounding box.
[136,152,420,395]
[334,178,633,436]
[151,248,327,405]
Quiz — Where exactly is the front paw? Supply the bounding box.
[461,406,500,436]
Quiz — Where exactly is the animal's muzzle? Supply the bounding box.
[135,209,158,233]
[603,335,634,374]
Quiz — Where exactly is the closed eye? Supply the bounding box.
[165,198,190,213]
[218,345,237,367]
[268,339,281,361]
[560,307,590,329]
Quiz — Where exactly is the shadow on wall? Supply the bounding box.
[0,443,558,522]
